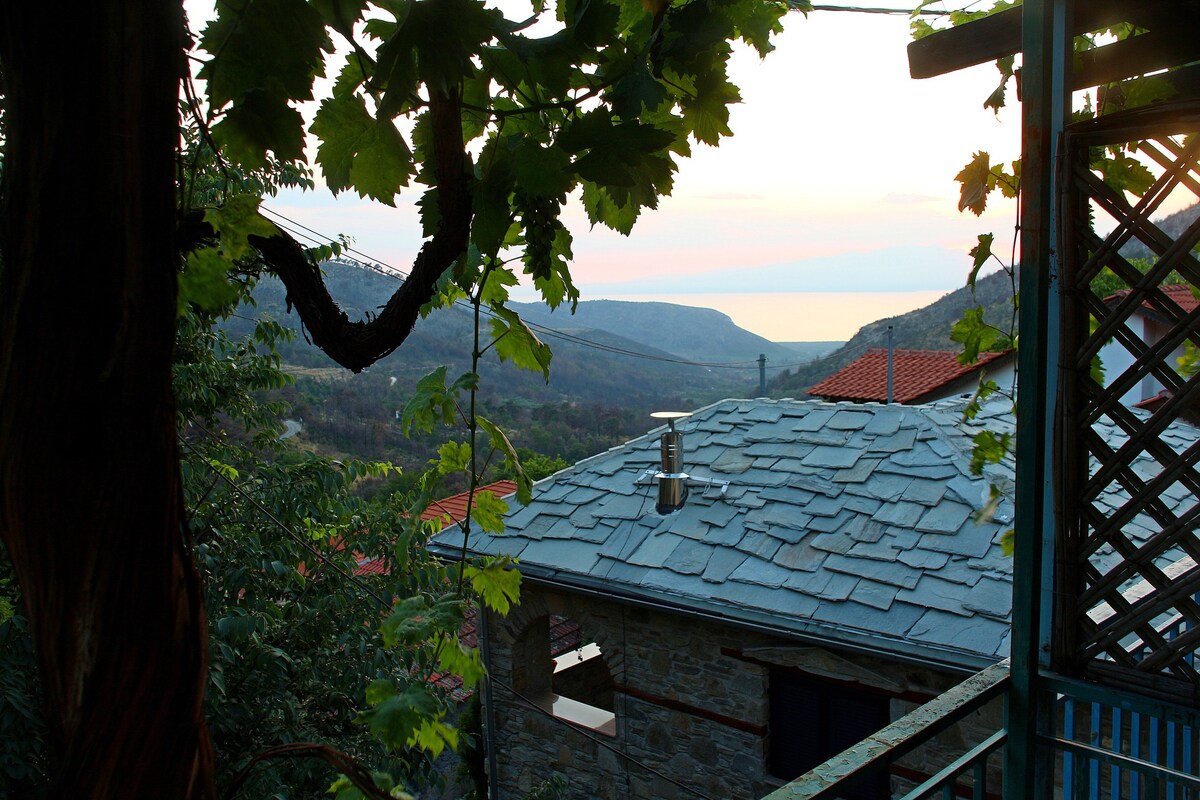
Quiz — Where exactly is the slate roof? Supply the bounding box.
[430,398,1198,672]
[807,349,1013,404]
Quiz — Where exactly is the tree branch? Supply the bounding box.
[178,88,473,374]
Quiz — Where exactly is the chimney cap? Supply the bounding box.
[650,411,691,420]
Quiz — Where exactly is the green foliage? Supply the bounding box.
[463,556,522,616]
[951,306,1009,365]
[196,0,787,315]
[969,429,1012,477]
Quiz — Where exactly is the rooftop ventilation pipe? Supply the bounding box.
[651,411,691,514]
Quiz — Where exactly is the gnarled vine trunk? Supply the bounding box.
[0,2,215,797]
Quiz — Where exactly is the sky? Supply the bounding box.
[197,2,1028,341]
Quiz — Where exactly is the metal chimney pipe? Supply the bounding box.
[651,412,690,513]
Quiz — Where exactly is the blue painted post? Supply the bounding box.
[1007,0,1071,797]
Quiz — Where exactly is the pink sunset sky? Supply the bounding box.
[192,1,1031,340]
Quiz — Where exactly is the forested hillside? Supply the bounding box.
[231,265,825,482]
[768,268,1014,397]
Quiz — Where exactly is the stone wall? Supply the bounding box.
[483,584,1003,799]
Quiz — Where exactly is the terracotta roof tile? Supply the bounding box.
[807,349,1012,404]
[1104,284,1199,316]
[421,480,518,525]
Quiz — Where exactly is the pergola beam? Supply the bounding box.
[907,0,1196,82]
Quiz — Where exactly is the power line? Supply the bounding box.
[259,205,800,372]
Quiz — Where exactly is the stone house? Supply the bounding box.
[1098,284,1199,406]
[430,397,1196,799]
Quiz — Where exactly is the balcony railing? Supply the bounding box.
[762,660,1200,800]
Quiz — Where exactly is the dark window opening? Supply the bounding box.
[514,614,615,735]
[769,670,890,800]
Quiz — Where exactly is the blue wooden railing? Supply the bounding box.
[763,657,1200,800]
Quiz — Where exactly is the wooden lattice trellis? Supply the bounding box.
[1060,102,1200,699]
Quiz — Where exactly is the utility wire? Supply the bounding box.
[260,205,809,372]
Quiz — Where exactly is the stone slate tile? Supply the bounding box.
[695,418,735,433]
[866,428,917,454]
[702,548,748,583]
[734,468,791,488]
[489,538,527,559]
[928,438,956,459]
[711,450,755,474]
[772,589,822,618]
[627,532,687,568]
[845,516,886,543]
[712,579,792,611]
[700,503,741,529]
[729,556,793,588]
[732,494,767,509]
[787,569,858,601]
[746,442,802,459]
[573,525,613,544]
[744,404,784,422]
[796,430,851,447]
[876,463,960,480]
[831,457,884,484]
[756,507,813,530]
[915,502,973,534]
[859,474,912,502]
[599,558,649,585]
[672,521,712,542]
[872,501,925,527]
[908,608,1008,658]
[765,524,807,545]
[807,510,853,533]
[517,515,556,539]
[543,517,581,539]
[745,420,802,443]
[567,506,600,530]
[828,410,874,431]
[640,567,703,596]
[790,474,843,497]
[823,553,921,589]
[904,478,948,507]
[809,532,854,555]
[896,548,950,570]
[563,486,606,505]
[895,574,972,615]
[803,494,847,518]
[792,408,837,432]
[771,457,813,474]
[521,538,599,572]
[664,540,715,575]
[759,486,818,506]
[594,492,655,520]
[569,474,633,498]
[928,556,983,586]
[847,538,901,562]
[843,496,883,516]
[850,579,899,611]
[918,528,995,559]
[891,443,951,468]
[598,520,648,559]
[863,409,903,436]
[506,503,542,530]
[774,540,827,572]
[752,457,780,470]
[535,482,577,502]
[813,598,924,637]
[701,522,746,548]
[736,529,783,561]
[964,576,1012,619]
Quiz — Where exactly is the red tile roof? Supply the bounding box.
[1104,284,1199,316]
[420,480,518,525]
[353,480,519,577]
[807,349,1013,404]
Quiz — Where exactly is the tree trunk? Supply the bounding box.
[0,2,215,797]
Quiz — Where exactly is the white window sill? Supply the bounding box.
[532,691,617,737]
